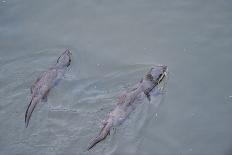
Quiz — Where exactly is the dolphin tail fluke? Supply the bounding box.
[25,97,39,128]
[87,122,112,150]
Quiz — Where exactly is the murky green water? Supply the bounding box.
[0,0,232,155]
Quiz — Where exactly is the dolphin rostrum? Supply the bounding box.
[87,65,168,150]
[25,49,72,127]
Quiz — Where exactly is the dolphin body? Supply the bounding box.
[25,49,72,128]
[87,65,168,150]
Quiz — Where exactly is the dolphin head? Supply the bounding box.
[56,49,72,67]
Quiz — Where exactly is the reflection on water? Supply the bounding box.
[0,0,232,155]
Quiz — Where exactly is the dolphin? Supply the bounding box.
[25,49,72,128]
[87,65,168,150]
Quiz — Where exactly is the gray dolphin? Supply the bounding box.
[87,65,168,150]
[25,49,72,128]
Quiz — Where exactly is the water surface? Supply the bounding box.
[0,0,232,155]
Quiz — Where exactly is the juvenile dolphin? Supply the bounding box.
[87,65,168,150]
[25,49,72,127]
